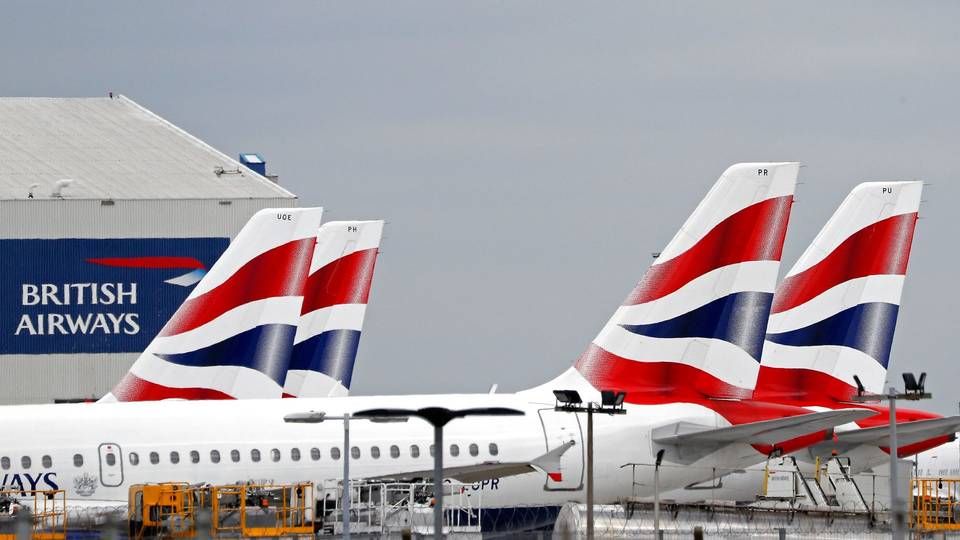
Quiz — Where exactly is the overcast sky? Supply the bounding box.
[3,1,959,414]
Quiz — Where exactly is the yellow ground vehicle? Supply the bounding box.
[128,482,313,538]
[128,483,198,539]
[210,483,314,537]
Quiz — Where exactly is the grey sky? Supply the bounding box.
[3,1,958,413]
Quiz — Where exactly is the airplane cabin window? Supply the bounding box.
[149,452,159,465]
[370,446,380,459]
[310,448,321,461]
[291,448,301,462]
[469,443,479,457]
[105,453,116,466]
[351,447,360,459]
[390,445,400,458]
[170,451,180,465]
[21,456,31,469]
[331,447,341,460]
[270,448,281,462]
[231,450,240,463]
[489,443,499,456]
[41,455,52,469]
[410,445,420,458]
[72,454,82,468]
[129,453,139,466]
[0,457,8,470]
[190,451,200,464]
[450,444,460,457]
[210,450,221,464]
[251,449,261,462]
[429,445,435,457]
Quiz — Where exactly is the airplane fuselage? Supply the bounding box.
[0,372,776,510]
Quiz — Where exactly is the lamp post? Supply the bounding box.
[284,410,407,539]
[850,371,931,540]
[654,448,665,540]
[553,389,627,540]
[354,406,524,538]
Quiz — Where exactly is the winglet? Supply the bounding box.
[530,440,577,481]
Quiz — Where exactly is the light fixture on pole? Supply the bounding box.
[850,371,931,540]
[284,410,408,540]
[354,406,524,538]
[553,389,627,540]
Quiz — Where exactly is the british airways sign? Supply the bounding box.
[0,238,228,354]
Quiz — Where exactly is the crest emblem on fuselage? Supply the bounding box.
[73,473,98,497]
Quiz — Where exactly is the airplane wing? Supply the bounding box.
[835,416,960,447]
[653,409,875,446]
[365,440,576,484]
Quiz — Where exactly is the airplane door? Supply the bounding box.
[537,409,584,491]
[98,443,124,487]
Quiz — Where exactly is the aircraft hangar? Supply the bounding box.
[0,95,297,405]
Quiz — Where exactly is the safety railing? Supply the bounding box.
[912,477,960,532]
[211,483,314,538]
[317,479,482,536]
[0,489,67,540]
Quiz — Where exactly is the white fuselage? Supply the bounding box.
[0,369,769,509]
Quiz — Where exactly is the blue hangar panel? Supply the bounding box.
[0,238,229,354]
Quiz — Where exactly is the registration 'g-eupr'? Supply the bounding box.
[104,208,324,401]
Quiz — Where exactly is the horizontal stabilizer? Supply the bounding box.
[366,440,576,484]
[836,416,960,447]
[653,409,874,446]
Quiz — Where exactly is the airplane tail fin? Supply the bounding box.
[104,208,323,401]
[756,181,923,402]
[282,220,384,398]
[575,163,799,402]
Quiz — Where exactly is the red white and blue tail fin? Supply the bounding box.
[104,208,323,401]
[282,220,384,398]
[756,181,922,402]
[575,163,798,402]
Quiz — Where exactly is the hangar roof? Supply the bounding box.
[0,95,295,200]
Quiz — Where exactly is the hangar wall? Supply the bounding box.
[0,199,297,404]
[0,96,299,404]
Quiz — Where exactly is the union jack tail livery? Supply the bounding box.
[756,181,923,402]
[283,220,384,398]
[575,163,799,402]
[104,207,323,401]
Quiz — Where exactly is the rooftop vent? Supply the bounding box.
[239,153,266,176]
[51,179,74,198]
